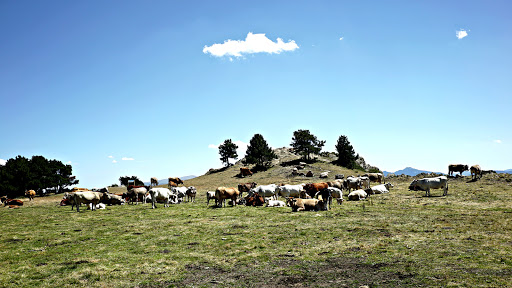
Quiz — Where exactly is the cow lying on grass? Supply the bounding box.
[286,198,325,212]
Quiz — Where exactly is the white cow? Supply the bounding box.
[371,183,394,194]
[276,184,304,199]
[344,177,361,192]
[171,187,188,202]
[206,191,216,206]
[148,188,173,208]
[73,191,105,212]
[347,189,372,201]
[128,187,147,205]
[319,171,329,178]
[324,187,343,204]
[409,176,448,197]
[250,184,278,200]
[265,199,286,207]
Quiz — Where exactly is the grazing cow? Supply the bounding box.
[303,182,329,198]
[470,165,482,180]
[319,172,329,178]
[128,187,147,204]
[287,198,324,212]
[409,176,448,197]
[237,182,257,197]
[73,191,105,212]
[371,183,394,194]
[276,184,305,199]
[245,192,265,206]
[335,174,344,180]
[171,187,188,202]
[4,199,23,206]
[206,191,217,206]
[265,199,286,207]
[343,177,361,192]
[60,198,71,206]
[150,177,159,187]
[185,186,197,202]
[347,188,373,201]
[25,190,36,201]
[240,167,253,177]
[168,177,183,188]
[363,173,383,184]
[358,176,370,189]
[249,184,278,200]
[448,164,468,176]
[314,189,332,210]
[148,188,173,208]
[215,187,240,207]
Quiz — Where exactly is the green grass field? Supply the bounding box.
[1,160,512,287]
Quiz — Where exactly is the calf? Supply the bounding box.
[265,199,286,207]
[186,186,197,202]
[206,191,217,206]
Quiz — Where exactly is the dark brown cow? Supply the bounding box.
[240,167,253,177]
[303,182,329,198]
[306,171,314,177]
[245,192,265,206]
[150,177,159,187]
[4,199,23,206]
[168,177,184,187]
[237,182,257,196]
[448,164,468,176]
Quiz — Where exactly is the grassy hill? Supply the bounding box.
[2,149,512,287]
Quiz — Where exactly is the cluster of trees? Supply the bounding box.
[0,155,78,197]
[118,176,144,187]
[218,130,363,171]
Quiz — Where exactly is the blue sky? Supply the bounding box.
[1,1,511,188]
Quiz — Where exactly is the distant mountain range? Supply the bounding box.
[383,167,512,176]
[143,175,197,186]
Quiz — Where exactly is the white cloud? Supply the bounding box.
[0,159,6,166]
[456,29,468,39]
[112,160,118,163]
[494,140,502,144]
[122,157,134,161]
[208,144,218,149]
[66,161,72,164]
[203,32,299,58]
[108,156,114,158]
[339,37,344,40]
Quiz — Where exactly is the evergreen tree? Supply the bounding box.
[290,129,325,161]
[335,135,357,169]
[218,139,238,167]
[119,176,144,187]
[244,134,277,170]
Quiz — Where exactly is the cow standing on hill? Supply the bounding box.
[25,190,36,201]
[168,177,184,188]
[150,177,159,187]
[240,167,253,177]
[470,165,482,180]
[448,164,468,177]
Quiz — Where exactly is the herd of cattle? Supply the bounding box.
[0,163,486,211]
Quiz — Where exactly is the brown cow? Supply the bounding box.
[215,187,240,207]
[470,165,482,180]
[237,182,257,197]
[448,164,468,176]
[245,192,265,206]
[240,167,253,177]
[25,190,36,201]
[287,198,324,212]
[362,173,383,184]
[306,171,314,177]
[168,177,183,187]
[4,199,23,206]
[150,177,159,187]
[303,182,329,198]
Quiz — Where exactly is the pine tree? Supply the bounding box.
[335,135,357,169]
[218,139,238,167]
[244,134,277,170]
[290,129,325,161]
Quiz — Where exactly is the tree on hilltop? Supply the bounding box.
[335,135,358,169]
[218,139,238,167]
[290,129,325,161]
[119,176,144,187]
[244,134,277,170]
